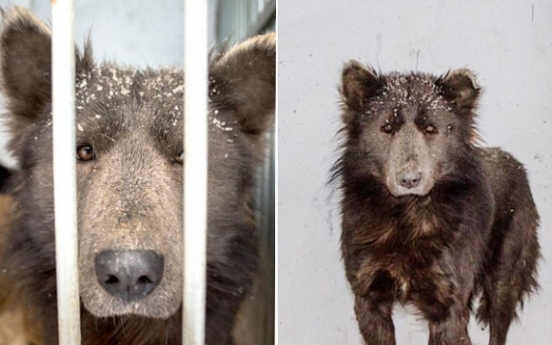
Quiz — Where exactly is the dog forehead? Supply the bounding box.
[76,65,183,105]
[370,73,452,116]
[75,65,185,127]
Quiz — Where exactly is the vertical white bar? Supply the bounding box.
[51,0,81,344]
[183,0,208,344]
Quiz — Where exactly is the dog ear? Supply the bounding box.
[0,7,92,158]
[435,69,480,110]
[210,33,275,136]
[340,61,383,113]
[0,7,53,122]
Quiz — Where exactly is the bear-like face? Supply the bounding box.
[339,63,480,197]
[0,7,274,320]
[73,69,188,318]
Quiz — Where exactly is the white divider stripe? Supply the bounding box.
[183,1,209,344]
[51,0,82,344]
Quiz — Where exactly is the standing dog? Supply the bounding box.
[334,62,539,345]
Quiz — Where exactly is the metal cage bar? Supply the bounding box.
[51,0,82,344]
[50,2,211,343]
[183,1,209,344]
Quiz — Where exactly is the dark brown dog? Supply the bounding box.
[0,7,274,345]
[333,62,540,345]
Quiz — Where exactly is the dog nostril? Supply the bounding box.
[137,275,153,286]
[105,275,119,285]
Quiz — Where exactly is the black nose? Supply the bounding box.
[398,171,422,189]
[95,250,164,302]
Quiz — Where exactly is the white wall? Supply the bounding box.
[278,1,552,344]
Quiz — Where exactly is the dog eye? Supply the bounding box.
[77,145,95,161]
[174,151,184,164]
[424,124,437,134]
[381,124,393,133]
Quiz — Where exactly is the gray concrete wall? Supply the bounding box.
[278,1,552,344]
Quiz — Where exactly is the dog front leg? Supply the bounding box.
[354,296,396,345]
[427,308,471,345]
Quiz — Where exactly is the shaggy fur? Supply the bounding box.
[333,62,540,345]
[0,194,42,345]
[0,7,274,345]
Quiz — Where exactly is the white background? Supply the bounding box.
[278,1,552,344]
